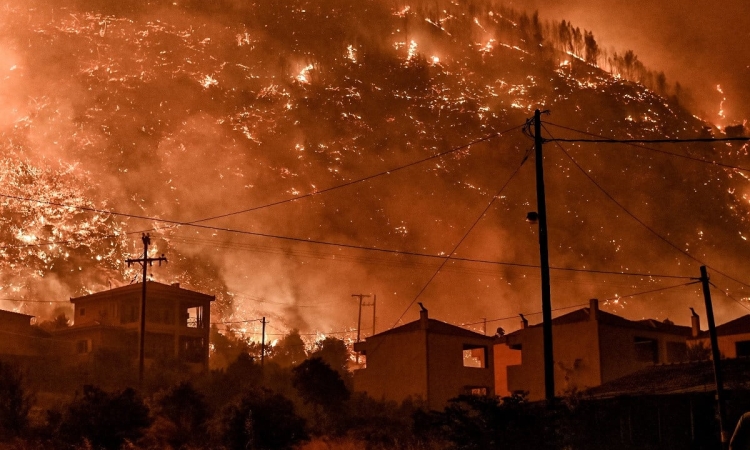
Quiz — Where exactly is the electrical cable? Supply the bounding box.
[708,282,750,313]
[0,192,692,280]
[544,121,750,172]
[542,124,750,291]
[391,146,532,328]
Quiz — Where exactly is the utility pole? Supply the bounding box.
[533,109,555,403]
[260,317,267,367]
[482,318,487,335]
[352,294,371,363]
[126,233,167,384]
[699,266,728,447]
[371,295,377,336]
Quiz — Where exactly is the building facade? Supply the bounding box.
[688,314,750,359]
[498,299,692,400]
[54,282,214,370]
[353,307,495,410]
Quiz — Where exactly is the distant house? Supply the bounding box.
[352,306,495,410]
[497,299,692,400]
[688,314,750,359]
[54,282,214,370]
[0,309,61,360]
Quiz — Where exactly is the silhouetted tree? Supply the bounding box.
[309,336,349,377]
[583,31,599,65]
[57,385,151,450]
[0,361,32,439]
[217,388,307,450]
[271,329,307,367]
[147,382,207,447]
[292,357,350,410]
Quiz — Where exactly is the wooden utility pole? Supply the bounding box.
[699,266,729,447]
[352,294,371,363]
[126,233,167,384]
[260,317,267,367]
[371,294,377,336]
[533,109,555,403]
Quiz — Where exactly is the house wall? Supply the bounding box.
[506,320,601,401]
[690,332,750,359]
[598,325,688,384]
[493,343,521,397]
[353,329,428,404]
[426,333,495,410]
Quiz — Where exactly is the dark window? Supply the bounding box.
[634,336,658,363]
[179,336,205,363]
[79,308,85,316]
[463,344,488,368]
[76,340,90,354]
[736,340,750,357]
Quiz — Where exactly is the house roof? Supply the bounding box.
[70,281,215,304]
[586,358,750,398]
[519,307,691,336]
[692,314,750,339]
[369,316,494,341]
[0,309,34,320]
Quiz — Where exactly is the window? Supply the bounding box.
[179,336,205,363]
[465,386,489,396]
[76,340,91,354]
[736,340,750,358]
[634,336,658,363]
[463,344,488,368]
[79,308,86,316]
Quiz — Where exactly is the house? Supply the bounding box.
[497,299,693,400]
[582,358,750,449]
[54,281,214,370]
[687,314,750,358]
[0,309,62,360]
[352,306,495,410]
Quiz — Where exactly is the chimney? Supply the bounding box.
[690,307,700,337]
[171,282,180,288]
[589,299,599,321]
[520,313,528,329]
[418,302,428,329]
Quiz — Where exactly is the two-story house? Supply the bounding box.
[498,299,692,400]
[353,305,496,410]
[54,281,214,370]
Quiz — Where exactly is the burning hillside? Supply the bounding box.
[0,0,747,335]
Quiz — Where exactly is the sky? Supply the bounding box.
[1,0,749,340]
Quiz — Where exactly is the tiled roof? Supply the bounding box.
[586,358,750,398]
[70,281,214,303]
[370,318,494,340]
[525,308,691,336]
[692,314,750,338]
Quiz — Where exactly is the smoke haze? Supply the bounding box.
[0,0,748,341]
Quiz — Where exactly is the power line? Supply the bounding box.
[544,121,750,172]
[460,280,698,328]
[0,191,693,280]
[603,281,700,302]
[708,282,750,313]
[543,124,750,291]
[127,124,525,238]
[184,124,526,225]
[391,147,531,327]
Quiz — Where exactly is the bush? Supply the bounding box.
[216,388,307,450]
[56,385,151,449]
[0,360,32,439]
